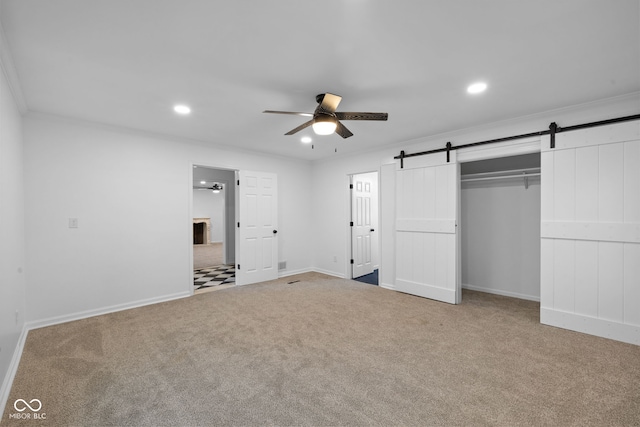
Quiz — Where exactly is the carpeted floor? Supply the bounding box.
[193,243,223,269]
[4,273,640,426]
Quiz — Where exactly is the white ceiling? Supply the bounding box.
[1,0,638,161]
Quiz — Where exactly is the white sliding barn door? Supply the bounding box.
[236,170,278,286]
[395,153,460,304]
[540,121,640,345]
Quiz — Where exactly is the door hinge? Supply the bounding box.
[237,264,240,270]
[349,184,353,189]
[237,222,240,228]
[350,259,354,264]
[350,221,354,227]
[237,179,240,185]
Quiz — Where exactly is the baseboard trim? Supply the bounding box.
[462,284,540,302]
[0,325,29,418]
[395,279,456,304]
[541,308,640,346]
[379,282,396,291]
[278,268,313,278]
[25,291,191,331]
[310,268,345,279]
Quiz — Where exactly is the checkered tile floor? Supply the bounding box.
[194,265,235,292]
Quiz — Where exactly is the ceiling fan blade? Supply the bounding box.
[334,112,388,121]
[317,93,342,114]
[335,121,353,139]
[284,119,314,135]
[263,110,313,117]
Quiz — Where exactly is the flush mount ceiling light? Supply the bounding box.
[467,82,488,94]
[174,104,191,115]
[301,136,312,143]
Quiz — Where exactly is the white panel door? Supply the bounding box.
[236,170,278,286]
[395,153,460,304]
[540,120,640,345]
[351,174,375,278]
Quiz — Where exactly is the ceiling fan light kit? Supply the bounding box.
[312,114,337,135]
[263,93,388,139]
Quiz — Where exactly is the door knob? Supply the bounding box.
[273,230,278,234]
[370,228,375,232]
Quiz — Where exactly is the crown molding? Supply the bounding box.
[0,18,28,113]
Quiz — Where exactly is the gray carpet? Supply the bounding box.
[4,273,640,426]
[193,243,222,270]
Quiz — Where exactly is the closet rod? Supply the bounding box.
[462,167,540,179]
[394,113,640,168]
[461,173,540,183]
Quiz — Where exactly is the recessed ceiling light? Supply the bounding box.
[467,82,487,94]
[301,136,312,143]
[174,104,191,114]
[200,181,206,184]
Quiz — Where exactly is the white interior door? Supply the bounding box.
[395,152,460,304]
[236,170,278,286]
[351,173,376,278]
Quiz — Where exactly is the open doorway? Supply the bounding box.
[350,172,380,285]
[192,166,237,294]
[459,153,541,301]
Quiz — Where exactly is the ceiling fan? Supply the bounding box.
[263,93,388,139]
[194,183,223,193]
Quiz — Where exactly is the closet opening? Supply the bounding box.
[460,153,541,302]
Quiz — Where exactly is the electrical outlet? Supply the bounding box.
[69,218,78,228]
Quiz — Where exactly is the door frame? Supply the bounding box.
[456,136,542,301]
[188,162,238,295]
[347,170,380,280]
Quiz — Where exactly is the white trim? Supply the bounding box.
[395,279,456,304]
[379,282,397,291]
[311,268,345,279]
[0,326,28,419]
[457,137,541,163]
[278,267,313,278]
[549,120,640,151]
[396,219,456,234]
[399,150,457,170]
[541,308,640,346]
[462,283,540,302]
[541,222,640,244]
[25,291,190,331]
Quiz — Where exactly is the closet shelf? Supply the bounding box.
[461,168,540,188]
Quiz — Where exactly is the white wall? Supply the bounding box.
[0,56,26,412]
[311,93,640,284]
[23,114,312,326]
[461,178,541,301]
[193,189,224,243]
